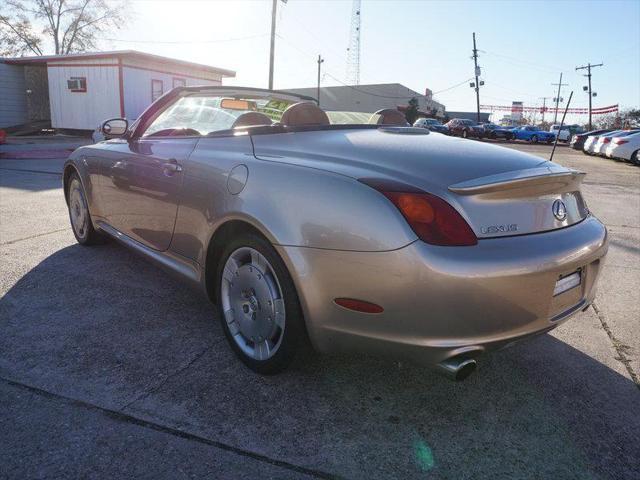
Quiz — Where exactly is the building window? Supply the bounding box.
[67,77,87,93]
[173,77,186,88]
[151,79,163,101]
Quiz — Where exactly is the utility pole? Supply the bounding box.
[551,73,568,124]
[472,32,481,123]
[317,55,324,107]
[539,97,550,124]
[576,62,604,130]
[268,0,277,90]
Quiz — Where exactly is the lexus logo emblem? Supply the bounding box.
[552,199,567,221]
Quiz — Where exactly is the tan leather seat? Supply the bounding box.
[280,102,330,126]
[231,112,273,128]
[370,109,409,126]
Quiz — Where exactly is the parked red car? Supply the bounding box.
[445,118,484,139]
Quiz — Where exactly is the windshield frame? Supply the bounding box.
[130,86,316,139]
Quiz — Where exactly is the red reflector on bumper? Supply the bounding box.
[334,298,384,314]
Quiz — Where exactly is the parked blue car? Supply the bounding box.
[511,126,556,143]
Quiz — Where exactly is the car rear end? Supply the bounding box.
[287,164,607,372]
[606,132,640,162]
[252,128,607,376]
[583,135,599,154]
[593,135,611,156]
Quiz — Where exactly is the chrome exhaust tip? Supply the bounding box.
[437,357,477,381]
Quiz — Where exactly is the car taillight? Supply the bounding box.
[603,138,611,143]
[613,138,628,145]
[359,179,477,246]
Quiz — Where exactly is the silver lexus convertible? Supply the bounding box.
[64,86,607,380]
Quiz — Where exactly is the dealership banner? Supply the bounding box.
[480,104,619,115]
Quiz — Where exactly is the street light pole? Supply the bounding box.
[576,62,604,130]
[472,32,481,123]
[268,0,277,90]
[539,97,550,124]
[317,55,324,107]
[551,73,568,124]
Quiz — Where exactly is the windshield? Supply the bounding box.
[142,91,403,137]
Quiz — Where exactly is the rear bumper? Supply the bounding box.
[277,216,608,366]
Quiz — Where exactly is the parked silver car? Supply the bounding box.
[64,86,608,380]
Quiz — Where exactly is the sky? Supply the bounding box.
[94,0,639,121]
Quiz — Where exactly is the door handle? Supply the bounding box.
[163,158,183,175]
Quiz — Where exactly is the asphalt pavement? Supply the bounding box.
[1,140,638,479]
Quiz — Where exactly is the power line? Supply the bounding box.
[276,32,477,103]
[483,50,568,73]
[431,78,475,95]
[99,33,269,45]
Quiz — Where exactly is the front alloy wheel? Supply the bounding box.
[217,233,306,374]
[67,172,103,245]
[530,135,538,143]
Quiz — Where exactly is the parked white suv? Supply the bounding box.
[550,124,584,143]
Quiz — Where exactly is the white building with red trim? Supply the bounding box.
[0,50,235,130]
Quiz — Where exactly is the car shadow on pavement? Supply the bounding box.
[1,242,639,480]
[0,167,61,192]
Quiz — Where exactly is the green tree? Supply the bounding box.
[405,97,419,125]
[0,0,127,56]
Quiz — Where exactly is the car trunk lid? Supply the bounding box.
[250,127,589,239]
[447,165,589,238]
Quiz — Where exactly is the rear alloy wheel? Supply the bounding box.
[462,130,468,139]
[67,173,104,245]
[217,233,306,374]
[530,135,538,143]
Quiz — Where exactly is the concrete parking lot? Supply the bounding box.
[1,140,639,479]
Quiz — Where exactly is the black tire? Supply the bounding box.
[631,150,639,166]
[66,172,105,246]
[215,232,307,374]
[530,135,538,143]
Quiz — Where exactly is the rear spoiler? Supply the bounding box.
[448,166,586,195]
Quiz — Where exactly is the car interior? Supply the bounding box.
[141,93,413,138]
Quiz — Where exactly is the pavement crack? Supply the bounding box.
[119,346,212,411]
[0,375,341,480]
[1,228,68,245]
[592,302,639,389]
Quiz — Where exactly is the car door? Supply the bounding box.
[99,103,199,251]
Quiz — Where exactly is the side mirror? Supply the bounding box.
[101,118,128,138]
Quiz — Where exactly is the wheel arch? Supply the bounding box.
[62,162,80,205]
[202,216,316,352]
[203,218,275,304]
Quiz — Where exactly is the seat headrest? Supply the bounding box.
[280,102,330,126]
[231,112,273,129]
[370,109,409,126]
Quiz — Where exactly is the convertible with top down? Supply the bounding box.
[63,86,607,380]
